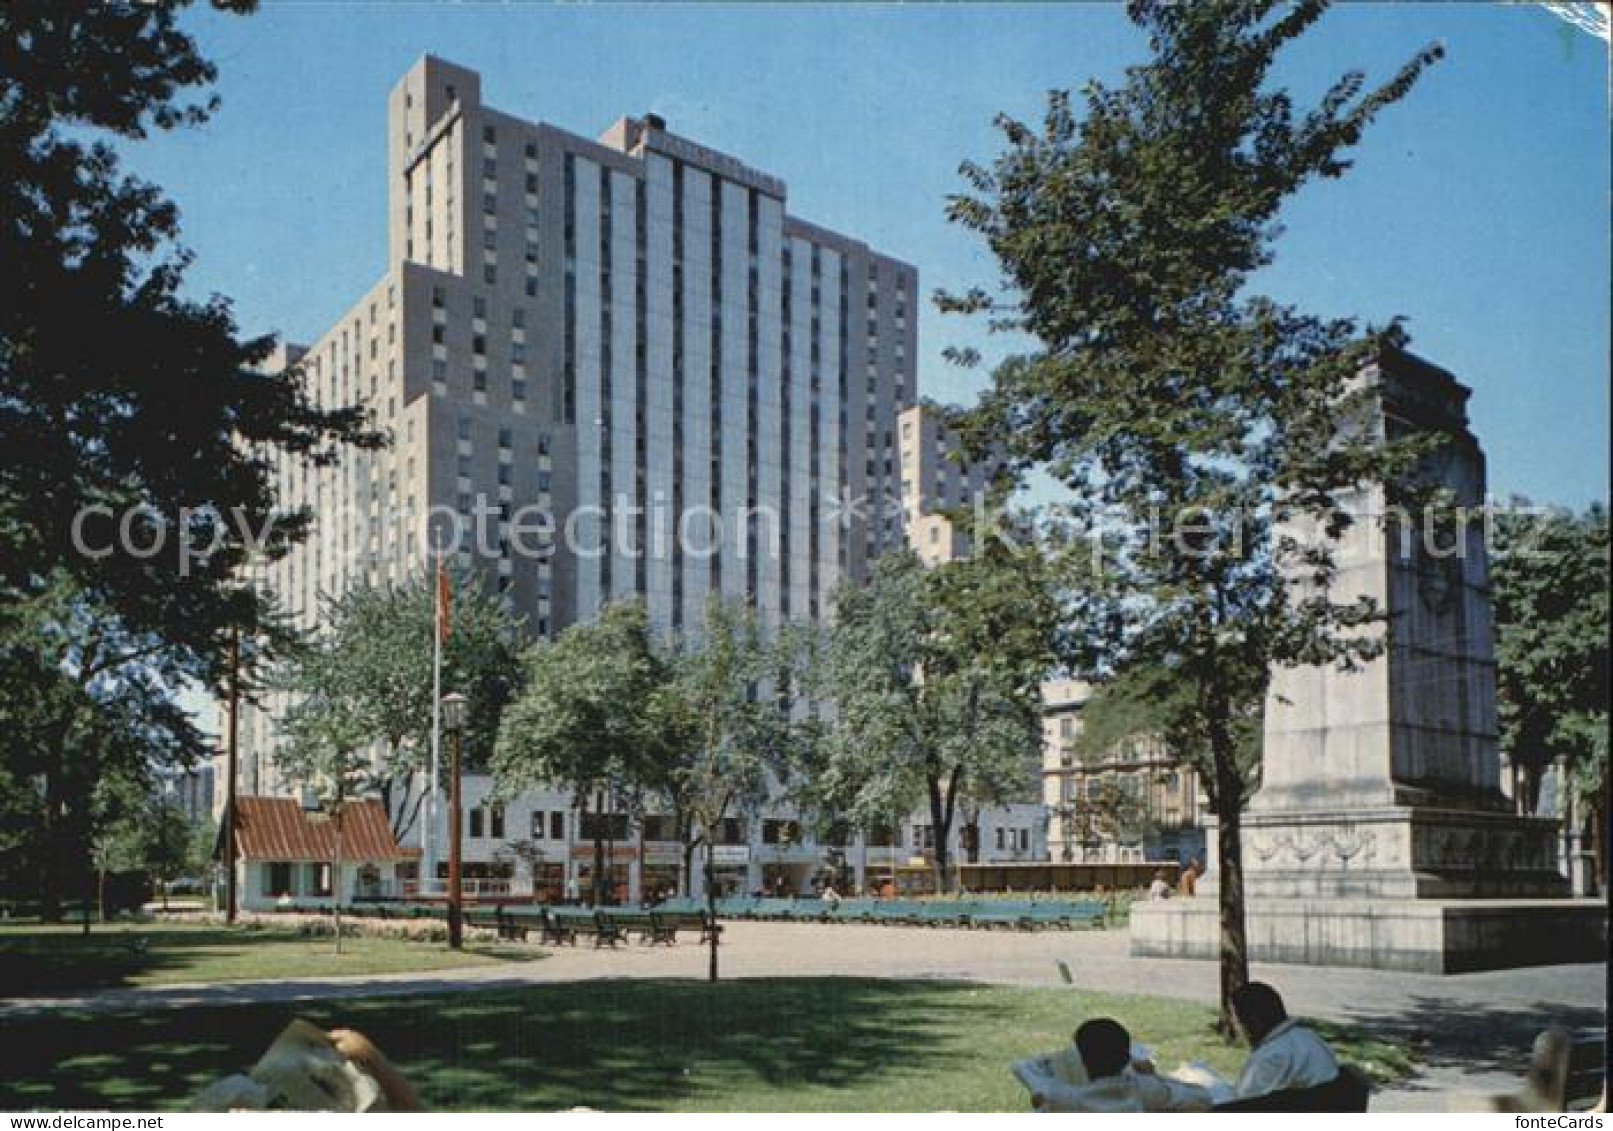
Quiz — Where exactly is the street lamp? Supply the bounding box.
[441,691,468,950]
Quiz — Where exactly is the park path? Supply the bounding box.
[3,921,1601,1111]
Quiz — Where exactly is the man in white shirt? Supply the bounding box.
[1231,982,1341,1099]
[1018,1018,1215,1112]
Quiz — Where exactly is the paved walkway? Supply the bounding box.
[5,921,1602,1111]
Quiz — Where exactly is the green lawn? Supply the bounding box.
[0,920,534,996]
[0,978,1416,1112]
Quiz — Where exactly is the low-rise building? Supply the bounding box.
[1041,678,1205,865]
[224,796,415,911]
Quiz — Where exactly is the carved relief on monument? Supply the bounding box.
[1247,823,1394,871]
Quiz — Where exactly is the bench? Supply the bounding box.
[539,908,578,946]
[491,907,530,942]
[591,910,626,948]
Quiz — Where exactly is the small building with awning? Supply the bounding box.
[223,796,414,910]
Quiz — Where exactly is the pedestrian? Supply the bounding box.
[1178,858,1203,897]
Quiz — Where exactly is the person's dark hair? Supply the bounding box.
[1075,1017,1132,1079]
[1230,981,1288,1044]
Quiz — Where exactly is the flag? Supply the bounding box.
[436,561,451,644]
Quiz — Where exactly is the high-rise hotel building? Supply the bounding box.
[234,56,918,801]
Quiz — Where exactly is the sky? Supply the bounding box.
[133,1,1610,509]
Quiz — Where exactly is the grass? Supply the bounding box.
[0,978,1417,1112]
[0,920,535,996]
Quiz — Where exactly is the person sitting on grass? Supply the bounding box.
[1231,981,1340,1099]
[1016,1018,1214,1112]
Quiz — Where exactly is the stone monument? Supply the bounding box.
[1130,350,1606,972]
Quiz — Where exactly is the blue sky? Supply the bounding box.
[141,1,1609,508]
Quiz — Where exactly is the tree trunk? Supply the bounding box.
[1213,768,1249,1039]
[927,767,963,895]
[592,803,607,907]
[705,840,719,982]
[39,744,66,923]
[1591,797,1607,896]
[681,836,698,900]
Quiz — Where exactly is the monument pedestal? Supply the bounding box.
[1129,353,1607,972]
[1130,896,1607,974]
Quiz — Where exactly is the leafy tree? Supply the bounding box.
[278,683,370,949]
[661,597,808,981]
[0,579,208,919]
[141,796,195,911]
[0,2,380,678]
[943,0,1441,1027]
[273,569,524,839]
[492,601,670,907]
[813,543,1062,894]
[1492,501,1609,889]
[0,2,377,919]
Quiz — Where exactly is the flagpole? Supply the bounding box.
[425,554,442,897]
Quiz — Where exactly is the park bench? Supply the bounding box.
[491,906,530,942]
[590,909,626,948]
[966,901,1033,930]
[538,908,578,946]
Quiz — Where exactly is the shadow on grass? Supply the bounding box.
[0,978,1009,1112]
[0,925,531,998]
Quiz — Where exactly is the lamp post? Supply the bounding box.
[441,691,468,950]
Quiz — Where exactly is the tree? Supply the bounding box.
[492,601,669,907]
[661,597,807,981]
[1492,501,1609,890]
[813,541,1063,894]
[278,686,370,951]
[0,579,210,920]
[0,2,379,680]
[0,2,378,921]
[943,0,1441,1029]
[142,796,195,911]
[274,569,524,840]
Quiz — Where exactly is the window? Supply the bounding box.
[579,811,630,840]
[531,811,547,839]
[642,815,677,842]
[473,296,487,319]
[469,807,484,838]
[483,124,496,143]
[490,804,505,839]
[762,819,800,845]
[550,811,564,840]
[265,862,294,897]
